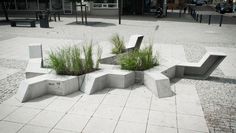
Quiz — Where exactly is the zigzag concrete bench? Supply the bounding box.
[16,69,135,102]
[176,52,226,79]
[16,42,226,102]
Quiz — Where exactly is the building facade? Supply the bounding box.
[0,0,181,16]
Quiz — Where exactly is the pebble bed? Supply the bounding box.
[0,45,235,133]
[0,58,27,103]
[183,45,236,133]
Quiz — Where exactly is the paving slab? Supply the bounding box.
[114,121,146,133]
[29,110,64,128]
[4,107,41,124]
[120,108,149,124]
[148,110,177,128]
[0,104,19,120]
[0,121,23,133]
[17,125,51,133]
[83,117,117,133]
[147,125,177,133]
[55,114,90,132]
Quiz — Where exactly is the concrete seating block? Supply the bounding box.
[125,35,144,51]
[80,70,108,94]
[16,75,48,102]
[176,52,226,79]
[47,75,80,96]
[144,71,174,98]
[29,43,43,59]
[16,74,80,102]
[25,58,51,79]
[108,70,135,88]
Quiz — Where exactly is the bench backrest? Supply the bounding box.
[125,35,144,51]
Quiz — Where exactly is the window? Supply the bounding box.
[27,0,38,10]
[93,0,118,8]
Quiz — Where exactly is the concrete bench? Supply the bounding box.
[125,35,144,52]
[176,52,226,79]
[10,19,36,27]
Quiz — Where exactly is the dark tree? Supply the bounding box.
[1,1,9,21]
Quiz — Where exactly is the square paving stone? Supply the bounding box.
[130,86,152,99]
[148,110,177,128]
[178,114,209,132]
[0,104,19,120]
[102,94,128,107]
[151,97,176,113]
[120,108,149,124]
[22,95,57,109]
[93,104,123,120]
[55,114,90,132]
[147,125,177,133]
[18,125,51,133]
[79,94,105,104]
[29,110,64,128]
[0,121,23,133]
[114,121,146,133]
[177,102,204,116]
[68,102,99,117]
[45,99,76,113]
[125,95,151,109]
[83,117,117,133]
[4,107,41,123]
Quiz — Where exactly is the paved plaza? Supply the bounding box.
[0,13,236,133]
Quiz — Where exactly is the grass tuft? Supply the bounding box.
[48,44,101,76]
[110,33,125,54]
[118,45,159,71]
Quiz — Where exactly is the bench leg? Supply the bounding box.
[31,22,36,27]
[11,22,16,27]
[58,14,60,21]
[54,14,56,22]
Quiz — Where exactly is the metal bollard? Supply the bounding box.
[208,15,211,25]
[200,14,202,23]
[219,15,223,27]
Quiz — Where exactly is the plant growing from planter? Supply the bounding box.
[110,33,125,54]
[118,45,159,71]
[48,44,101,76]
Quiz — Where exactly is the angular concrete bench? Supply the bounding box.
[144,70,174,98]
[16,74,80,102]
[125,35,144,52]
[17,69,135,102]
[176,52,226,79]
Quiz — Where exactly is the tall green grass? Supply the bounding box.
[48,44,100,76]
[110,34,125,54]
[118,45,158,71]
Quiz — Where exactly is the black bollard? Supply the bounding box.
[208,15,211,25]
[219,15,223,27]
[200,14,202,23]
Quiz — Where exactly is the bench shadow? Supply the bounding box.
[66,21,116,27]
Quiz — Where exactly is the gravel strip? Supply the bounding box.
[0,58,27,103]
[182,45,236,133]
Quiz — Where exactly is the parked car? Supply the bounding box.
[216,2,233,14]
[192,0,208,6]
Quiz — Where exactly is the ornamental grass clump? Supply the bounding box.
[118,45,158,71]
[110,34,125,54]
[48,44,101,76]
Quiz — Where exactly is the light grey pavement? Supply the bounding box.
[0,13,236,133]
